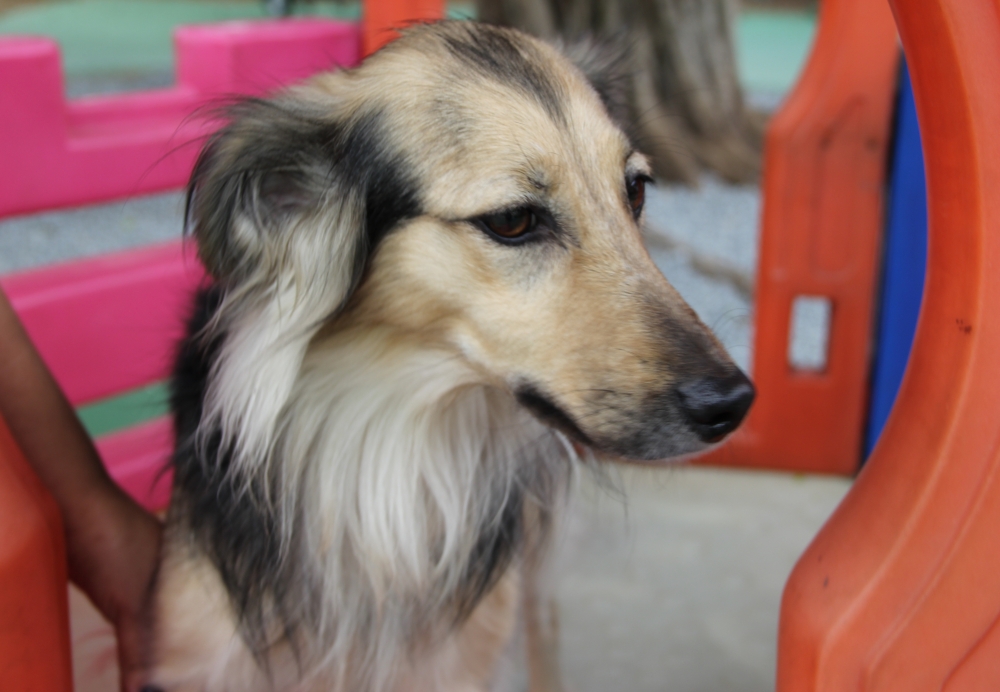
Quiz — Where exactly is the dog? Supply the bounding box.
[144,20,754,692]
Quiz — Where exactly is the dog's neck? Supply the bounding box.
[224,325,574,686]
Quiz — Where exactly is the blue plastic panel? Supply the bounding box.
[865,61,928,457]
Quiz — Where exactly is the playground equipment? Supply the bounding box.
[694,0,899,474]
[2,243,203,511]
[0,416,72,692]
[3,0,1000,687]
[778,0,1000,687]
[865,60,927,457]
[0,19,367,514]
[0,20,360,219]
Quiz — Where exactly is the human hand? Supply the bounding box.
[67,486,162,692]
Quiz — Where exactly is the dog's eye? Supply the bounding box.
[627,176,650,219]
[477,208,537,242]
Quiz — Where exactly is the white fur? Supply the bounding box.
[189,315,577,690]
[199,207,364,493]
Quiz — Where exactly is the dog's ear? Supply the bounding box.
[559,36,635,139]
[185,92,421,472]
[186,98,340,283]
[188,96,418,291]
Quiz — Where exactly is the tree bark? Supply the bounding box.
[477,0,764,184]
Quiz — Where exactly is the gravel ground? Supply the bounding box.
[645,177,760,373]
[0,192,186,274]
[647,176,761,278]
[65,69,175,98]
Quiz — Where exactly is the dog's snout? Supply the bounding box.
[675,371,755,443]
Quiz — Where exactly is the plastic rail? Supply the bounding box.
[0,19,361,220]
[777,0,1000,687]
[0,242,205,510]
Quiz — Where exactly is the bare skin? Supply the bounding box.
[0,288,162,692]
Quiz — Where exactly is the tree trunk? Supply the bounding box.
[476,0,764,184]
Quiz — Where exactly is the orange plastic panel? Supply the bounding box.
[777,0,1000,689]
[0,416,73,692]
[362,0,444,55]
[694,0,898,474]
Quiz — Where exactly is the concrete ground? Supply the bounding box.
[559,467,848,692]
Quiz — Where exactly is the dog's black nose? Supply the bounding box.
[675,371,755,443]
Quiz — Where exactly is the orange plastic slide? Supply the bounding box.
[695,0,899,475]
[0,416,73,692]
[363,0,444,55]
[777,0,1000,688]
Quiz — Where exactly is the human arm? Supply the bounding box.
[0,287,162,691]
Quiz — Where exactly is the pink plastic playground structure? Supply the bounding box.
[1,18,363,511]
[0,19,359,218]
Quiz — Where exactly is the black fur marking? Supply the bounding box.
[170,287,298,656]
[516,385,594,447]
[341,108,423,284]
[454,485,525,620]
[442,23,565,121]
[186,99,421,285]
[453,446,561,623]
[561,37,636,141]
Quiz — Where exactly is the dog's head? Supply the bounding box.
[187,21,753,462]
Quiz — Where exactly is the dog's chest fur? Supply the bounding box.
[151,284,574,691]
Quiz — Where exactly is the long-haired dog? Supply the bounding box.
[145,20,754,692]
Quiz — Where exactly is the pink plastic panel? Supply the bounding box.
[95,417,174,512]
[0,242,206,407]
[0,18,361,220]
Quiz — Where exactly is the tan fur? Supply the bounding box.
[333,34,727,447]
[148,21,747,692]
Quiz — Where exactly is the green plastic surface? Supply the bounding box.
[76,381,169,438]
